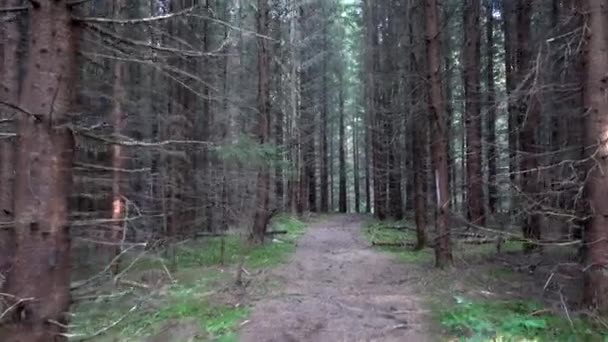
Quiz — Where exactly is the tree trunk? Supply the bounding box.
[338,69,348,213]
[582,0,608,313]
[463,0,485,225]
[319,12,329,213]
[485,0,497,214]
[3,1,78,340]
[353,117,361,213]
[502,0,518,209]
[0,0,19,288]
[109,0,127,274]
[515,0,542,251]
[425,0,452,268]
[251,0,271,243]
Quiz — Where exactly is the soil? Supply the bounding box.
[240,214,432,342]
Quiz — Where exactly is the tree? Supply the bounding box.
[463,0,485,225]
[582,0,608,313]
[0,0,18,287]
[251,0,272,243]
[515,0,542,251]
[338,65,348,213]
[2,1,79,340]
[485,0,498,214]
[425,0,452,268]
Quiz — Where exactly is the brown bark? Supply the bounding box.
[0,0,19,286]
[486,0,497,214]
[582,0,608,313]
[463,0,485,225]
[353,117,361,213]
[515,0,542,251]
[2,1,78,340]
[410,0,427,249]
[425,0,452,268]
[338,68,347,213]
[251,0,271,243]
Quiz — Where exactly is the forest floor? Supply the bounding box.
[240,214,432,341]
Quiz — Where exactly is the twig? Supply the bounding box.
[65,305,138,341]
[0,296,35,321]
[559,289,573,327]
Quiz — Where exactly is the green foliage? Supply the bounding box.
[71,215,306,341]
[215,137,288,170]
[363,221,434,264]
[439,298,607,342]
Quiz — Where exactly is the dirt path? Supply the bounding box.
[240,215,431,342]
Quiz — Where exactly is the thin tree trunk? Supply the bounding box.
[353,117,361,213]
[110,0,127,274]
[486,0,497,214]
[338,68,348,213]
[425,0,453,268]
[463,0,485,225]
[320,10,329,212]
[3,1,78,340]
[582,0,608,313]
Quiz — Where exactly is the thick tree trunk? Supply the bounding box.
[463,0,485,225]
[251,0,271,243]
[515,0,542,251]
[582,0,608,313]
[0,0,18,287]
[425,0,452,268]
[485,0,497,214]
[2,1,78,340]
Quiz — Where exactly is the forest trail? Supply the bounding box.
[240,215,431,342]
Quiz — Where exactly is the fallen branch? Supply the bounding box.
[265,230,288,235]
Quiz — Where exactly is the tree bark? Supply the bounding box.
[0,0,19,288]
[463,0,485,225]
[515,0,542,251]
[425,0,453,268]
[251,0,271,243]
[338,68,348,213]
[582,0,608,313]
[486,0,497,214]
[2,1,78,340]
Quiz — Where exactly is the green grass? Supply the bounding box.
[438,297,607,342]
[364,220,434,263]
[71,214,306,341]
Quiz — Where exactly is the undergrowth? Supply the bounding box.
[439,297,606,342]
[71,214,306,341]
[365,218,608,341]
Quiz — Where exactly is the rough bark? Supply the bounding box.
[515,0,542,251]
[486,0,497,214]
[251,0,271,243]
[0,0,19,288]
[463,0,485,225]
[2,1,78,340]
[502,0,518,207]
[425,0,452,268]
[338,68,348,213]
[582,0,608,313]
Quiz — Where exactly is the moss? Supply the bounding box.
[363,220,434,264]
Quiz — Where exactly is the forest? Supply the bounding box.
[0,0,608,341]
